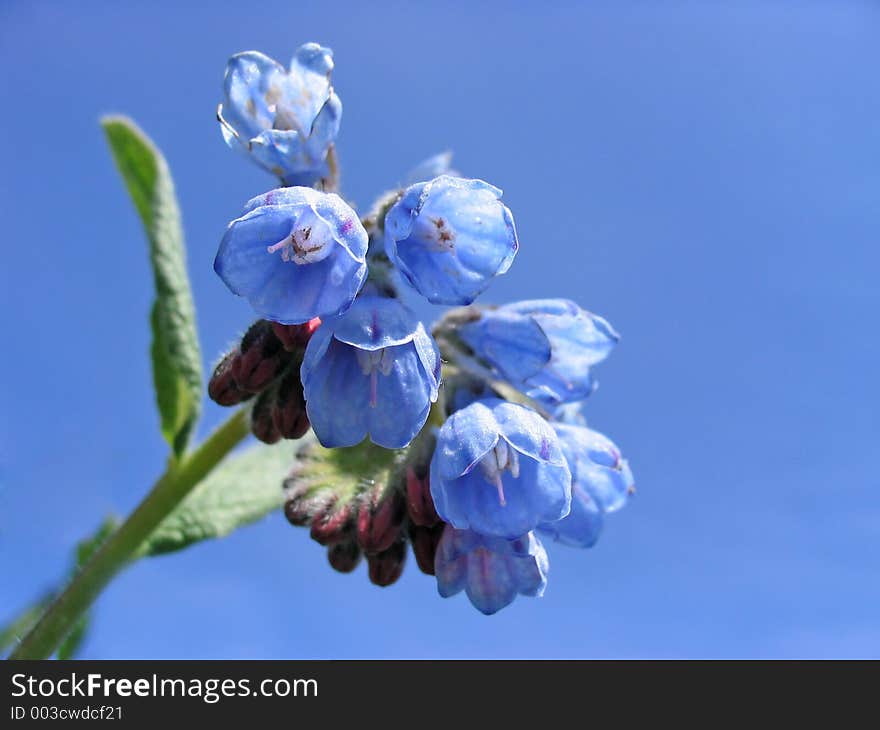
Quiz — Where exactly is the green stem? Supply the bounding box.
[9,409,250,660]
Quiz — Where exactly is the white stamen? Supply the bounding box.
[266,209,333,265]
[478,440,520,507]
[355,348,395,408]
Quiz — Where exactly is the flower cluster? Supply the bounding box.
[209,43,634,614]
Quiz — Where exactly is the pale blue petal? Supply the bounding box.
[327,296,423,350]
[435,528,550,615]
[430,400,500,481]
[366,345,434,449]
[492,400,568,467]
[222,51,286,141]
[302,340,370,447]
[459,310,550,383]
[214,192,367,324]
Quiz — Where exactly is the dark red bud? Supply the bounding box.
[271,369,310,440]
[283,497,312,527]
[327,540,362,573]
[409,523,445,576]
[367,540,407,587]
[208,349,251,406]
[232,320,294,393]
[357,485,405,554]
[272,318,321,351]
[250,389,281,444]
[406,467,440,527]
[283,481,332,527]
[310,499,354,546]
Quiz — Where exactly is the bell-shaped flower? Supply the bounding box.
[384,176,518,305]
[459,299,619,405]
[435,526,549,615]
[430,398,571,539]
[538,423,634,548]
[301,295,441,448]
[214,187,368,324]
[217,44,342,186]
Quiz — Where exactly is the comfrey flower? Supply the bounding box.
[217,44,342,186]
[301,295,441,449]
[435,526,549,615]
[205,45,636,614]
[538,423,634,548]
[430,398,571,539]
[215,187,367,324]
[459,299,619,405]
[384,175,518,305]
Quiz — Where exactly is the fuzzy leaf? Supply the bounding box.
[102,115,202,458]
[139,438,307,557]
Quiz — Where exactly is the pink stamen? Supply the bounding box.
[266,239,287,254]
[493,473,507,507]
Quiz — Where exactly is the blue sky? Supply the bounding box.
[1,0,878,658]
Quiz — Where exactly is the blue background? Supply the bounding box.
[2,1,878,658]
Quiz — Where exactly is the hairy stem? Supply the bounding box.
[9,409,250,660]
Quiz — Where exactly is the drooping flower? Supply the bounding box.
[384,176,518,305]
[434,526,549,615]
[217,44,342,186]
[459,299,619,405]
[301,295,441,449]
[429,398,571,539]
[538,423,634,548]
[214,187,368,324]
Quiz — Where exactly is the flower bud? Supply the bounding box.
[283,478,334,527]
[367,540,407,587]
[327,540,362,574]
[232,320,294,393]
[283,496,312,527]
[405,466,439,527]
[272,318,321,352]
[310,498,354,546]
[271,368,310,440]
[207,349,251,406]
[356,481,405,554]
[250,389,281,444]
[409,523,445,576]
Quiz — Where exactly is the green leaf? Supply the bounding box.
[102,115,202,458]
[2,517,118,659]
[286,438,402,508]
[138,438,308,557]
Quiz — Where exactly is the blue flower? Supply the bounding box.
[435,526,549,615]
[459,299,619,405]
[384,176,518,305]
[217,44,342,186]
[215,187,368,324]
[301,295,441,449]
[430,398,571,539]
[538,423,634,548]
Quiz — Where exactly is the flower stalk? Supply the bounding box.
[9,409,250,660]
